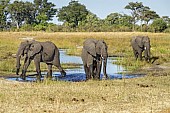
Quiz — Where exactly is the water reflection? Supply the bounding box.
[7,50,144,82]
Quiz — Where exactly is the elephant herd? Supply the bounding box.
[16,36,151,81]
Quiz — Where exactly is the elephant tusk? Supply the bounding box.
[101,56,105,60]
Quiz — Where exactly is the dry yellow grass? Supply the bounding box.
[1,75,170,113]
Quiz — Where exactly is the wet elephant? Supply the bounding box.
[131,36,151,62]
[81,38,108,80]
[16,40,66,81]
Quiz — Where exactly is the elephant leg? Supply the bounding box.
[57,66,66,77]
[53,62,66,77]
[93,60,98,80]
[138,50,143,61]
[84,65,89,80]
[34,59,42,81]
[96,60,102,80]
[21,58,31,80]
[53,54,66,77]
[89,64,93,79]
[144,50,150,62]
[133,48,138,60]
[47,64,52,79]
[93,66,97,79]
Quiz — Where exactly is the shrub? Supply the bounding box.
[151,18,167,32]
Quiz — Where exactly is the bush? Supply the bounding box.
[151,18,167,32]
[20,24,34,31]
[164,28,170,33]
[46,24,63,32]
[34,24,47,31]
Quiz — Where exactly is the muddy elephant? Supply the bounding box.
[81,38,108,80]
[16,40,66,81]
[131,36,151,62]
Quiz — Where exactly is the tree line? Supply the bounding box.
[0,0,170,32]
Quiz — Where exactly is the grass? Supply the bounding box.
[0,32,170,112]
[1,75,170,112]
[0,32,170,73]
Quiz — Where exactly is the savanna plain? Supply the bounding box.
[0,32,170,113]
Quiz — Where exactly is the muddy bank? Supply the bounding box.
[129,62,170,76]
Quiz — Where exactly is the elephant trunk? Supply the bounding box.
[144,44,150,62]
[16,48,24,75]
[102,56,108,79]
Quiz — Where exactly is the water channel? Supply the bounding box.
[7,50,143,82]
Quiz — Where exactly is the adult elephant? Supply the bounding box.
[131,36,151,62]
[81,38,108,80]
[16,40,66,81]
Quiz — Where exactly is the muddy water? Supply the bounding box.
[7,50,143,82]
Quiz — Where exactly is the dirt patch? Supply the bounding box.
[0,74,19,78]
[131,62,170,76]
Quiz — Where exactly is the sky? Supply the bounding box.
[20,0,170,24]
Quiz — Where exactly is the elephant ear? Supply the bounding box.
[30,42,42,56]
[83,40,96,57]
[135,36,144,48]
[143,36,150,43]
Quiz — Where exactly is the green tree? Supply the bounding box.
[104,13,133,31]
[125,2,144,31]
[0,0,10,30]
[151,18,167,32]
[57,0,88,28]
[34,0,57,24]
[139,6,159,31]
[120,14,133,27]
[8,1,26,29]
[23,1,36,25]
[162,16,170,27]
[79,12,102,31]
[105,13,119,25]
[34,13,48,31]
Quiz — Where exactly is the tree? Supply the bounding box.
[8,1,26,29]
[0,0,10,30]
[79,12,102,31]
[139,6,159,31]
[151,18,167,32]
[105,13,133,26]
[119,14,133,27]
[162,16,170,27]
[34,0,57,24]
[105,13,120,25]
[104,13,133,31]
[23,1,36,25]
[125,2,144,31]
[57,0,88,28]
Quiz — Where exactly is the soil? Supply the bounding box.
[131,62,170,76]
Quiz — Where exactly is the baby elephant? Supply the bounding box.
[131,36,151,62]
[16,40,66,81]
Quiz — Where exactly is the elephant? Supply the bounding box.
[131,36,151,62]
[81,38,108,80]
[16,40,66,81]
